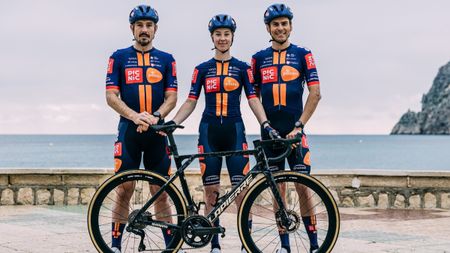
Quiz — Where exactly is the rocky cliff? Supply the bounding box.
[391,61,450,134]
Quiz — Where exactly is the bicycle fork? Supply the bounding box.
[263,170,294,230]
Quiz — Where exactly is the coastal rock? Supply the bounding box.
[391,61,450,134]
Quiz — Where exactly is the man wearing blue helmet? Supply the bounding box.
[166,14,277,253]
[250,3,322,253]
[105,5,181,253]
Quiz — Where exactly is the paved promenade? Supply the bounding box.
[0,206,449,253]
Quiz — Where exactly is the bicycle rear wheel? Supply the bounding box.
[88,170,187,253]
[238,171,339,253]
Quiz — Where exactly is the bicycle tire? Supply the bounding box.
[238,171,340,253]
[88,170,187,253]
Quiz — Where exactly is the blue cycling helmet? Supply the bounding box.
[208,14,237,33]
[264,4,293,24]
[129,5,159,24]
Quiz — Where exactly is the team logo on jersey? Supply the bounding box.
[114,142,122,156]
[205,77,220,93]
[146,68,163,83]
[281,65,300,82]
[261,66,278,84]
[125,68,143,84]
[223,77,239,91]
[171,61,177,77]
[247,69,255,83]
[305,53,316,70]
[107,58,114,74]
[191,68,199,83]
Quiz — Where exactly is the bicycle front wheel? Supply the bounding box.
[88,170,187,253]
[238,171,340,253]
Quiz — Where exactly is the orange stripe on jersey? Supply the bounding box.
[165,87,177,92]
[280,51,287,64]
[106,86,119,90]
[137,53,144,66]
[144,53,150,66]
[272,84,280,106]
[145,85,152,113]
[272,51,279,65]
[307,81,320,86]
[216,93,221,116]
[223,62,229,75]
[222,93,228,116]
[139,85,145,112]
[216,62,222,75]
[280,83,287,106]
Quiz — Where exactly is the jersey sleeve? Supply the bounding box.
[106,52,120,91]
[188,67,202,100]
[242,63,257,99]
[251,56,261,89]
[301,49,320,86]
[164,54,178,92]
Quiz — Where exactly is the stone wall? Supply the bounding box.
[0,169,449,209]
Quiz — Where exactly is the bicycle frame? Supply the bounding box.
[129,130,291,230]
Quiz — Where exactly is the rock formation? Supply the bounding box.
[391,61,450,134]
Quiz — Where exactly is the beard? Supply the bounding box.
[137,38,150,47]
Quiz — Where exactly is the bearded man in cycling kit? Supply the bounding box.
[165,14,278,253]
[250,4,322,253]
[105,5,180,253]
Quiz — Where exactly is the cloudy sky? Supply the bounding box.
[0,0,449,134]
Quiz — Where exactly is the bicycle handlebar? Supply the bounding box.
[151,124,184,133]
[254,135,302,163]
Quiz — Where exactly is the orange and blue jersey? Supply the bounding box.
[106,46,177,122]
[251,44,320,120]
[188,57,257,124]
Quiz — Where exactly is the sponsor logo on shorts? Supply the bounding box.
[261,66,278,84]
[114,142,122,156]
[205,77,220,93]
[125,68,143,84]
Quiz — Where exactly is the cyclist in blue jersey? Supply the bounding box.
[250,4,322,253]
[166,15,277,253]
[105,5,180,253]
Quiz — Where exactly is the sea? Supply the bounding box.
[0,135,449,171]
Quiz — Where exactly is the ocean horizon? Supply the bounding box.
[1,134,449,171]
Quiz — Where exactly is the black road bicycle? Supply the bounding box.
[88,124,340,253]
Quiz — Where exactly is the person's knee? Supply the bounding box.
[204,184,220,206]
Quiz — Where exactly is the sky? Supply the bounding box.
[0,0,449,135]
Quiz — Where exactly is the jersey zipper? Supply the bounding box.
[141,51,148,112]
[277,49,281,110]
[220,60,224,124]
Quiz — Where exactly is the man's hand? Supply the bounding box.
[263,124,281,140]
[286,128,303,148]
[132,112,159,133]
